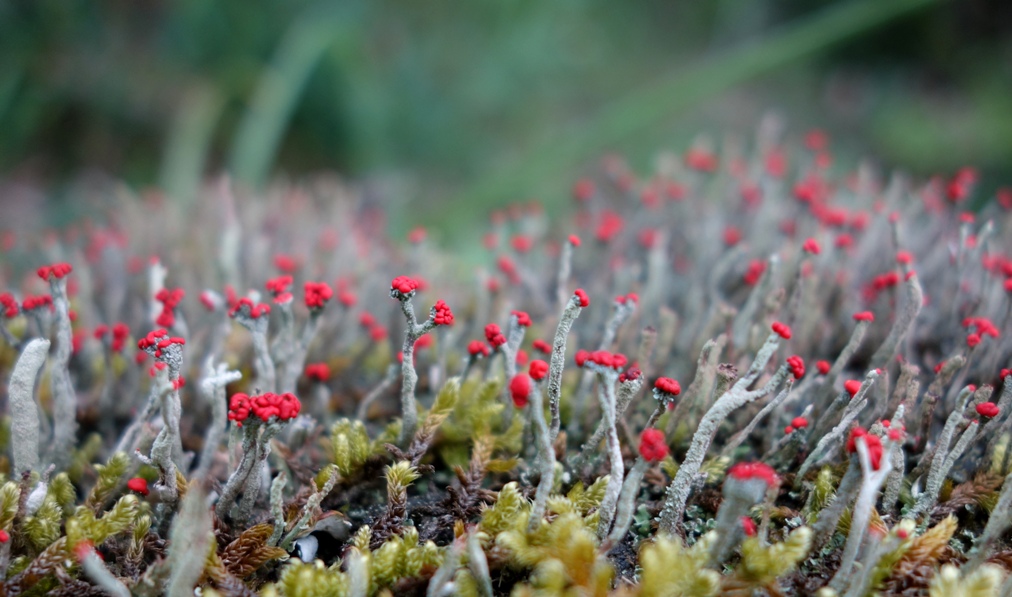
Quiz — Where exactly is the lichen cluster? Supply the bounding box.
[1,122,1012,596]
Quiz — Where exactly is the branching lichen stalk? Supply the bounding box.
[658,334,785,535]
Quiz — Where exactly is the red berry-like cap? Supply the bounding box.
[568,234,581,246]
[0,293,18,318]
[619,365,642,383]
[511,310,531,327]
[853,311,875,322]
[265,275,293,297]
[304,281,333,310]
[37,262,73,280]
[390,276,419,296]
[816,360,830,375]
[574,288,590,308]
[743,260,766,286]
[305,363,330,382]
[785,425,795,434]
[771,321,792,339]
[639,428,669,462]
[741,516,757,537]
[408,226,427,244]
[727,462,777,486]
[274,254,299,273]
[22,294,54,312]
[529,359,549,381]
[787,355,805,379]
[802,238,821,255]
[976,402,1000,418]
[485,323,506,347]
[723,226,741,247]
[896,251,913,265]
[654,377,681,396]
[844,379,862,398]
[467,340,490,357]
[515,349,529,367]
[433,300,454,326]
[574,350,590,367]
[967,333,981,348]
[0,529,8,543]
[573,178,595,202]
[532,339,551,354]
[127,477,149,496]
[229,297,271,319]
[846,427,883,469]
[791,417,808,429]
[510,373,531,408]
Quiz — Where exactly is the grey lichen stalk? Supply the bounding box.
[8,338,49,476]
[658,333,787,535]
[547,294,584,441]
[46,275,77,469]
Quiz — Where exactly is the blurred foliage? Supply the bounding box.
[1,0,1011,230]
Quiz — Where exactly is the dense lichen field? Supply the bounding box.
[1,131,1011,596]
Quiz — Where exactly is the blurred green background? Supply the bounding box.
[1,0,1010,233]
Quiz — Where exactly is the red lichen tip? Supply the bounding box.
[654,377,682,396]
[229,297,271,319]
[895,251,913,265]
[846,427,884,469]
[21,294,54,312]
[853,311,875,322]
[723,226,741,247]
[976,402,1000,418]
[408,226,427,244]
[791,417,809,429]
[73,540,96,563]
[467,340,490,358]
[639,428,669,462]
[574,288,590,308]
[304,281,333,310]
[305,363,330,382]
[529,359,549,381]
[771,321,792,339]
[786,355,805,379]
[0,529,8,543]
[0,293,18,318]
[484,323,506,347]
[572,178,595,202]
[844,379,862,398]
[785,425,795,434]
[743,260,766,286]
[816,360,831,375]
[741,516,757,537]
[228,391,301,426]
[127,477,150,496]
[265,275,293,296]
[967,333,981,348]
[574,349,590,367]
[568,234,581,247]
[802,238,821,255]
[619,365,642,383]
[390,276,420,297]
[532,339,551,354]
[36,262,73,280]
[433,300,454,326]
[511,310,531,327]
[727,462,778,486]
[510,373,531,408]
